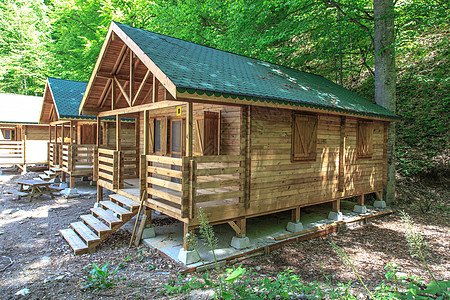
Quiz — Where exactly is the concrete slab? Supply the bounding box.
[136,202,390,267]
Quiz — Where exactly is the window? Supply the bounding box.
[357,120,373,158]
[155,119,161,152]
[292,114,318,161]
[2,129,15,140]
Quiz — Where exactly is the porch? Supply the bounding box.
[96,150,246,223]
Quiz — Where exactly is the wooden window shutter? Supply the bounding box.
[292,114,318,161]
[194,112,219,156]
[194,117,205,155]
[161,116,168,155]
[148,118,154,154]
[357,120,373,158]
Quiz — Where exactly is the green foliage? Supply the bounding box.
[83,262,120,291]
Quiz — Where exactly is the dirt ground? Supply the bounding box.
[0,171,448,299]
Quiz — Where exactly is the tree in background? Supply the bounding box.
[0,0,51,95]
[374,0,396,204]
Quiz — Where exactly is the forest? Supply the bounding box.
[0,0,448,298]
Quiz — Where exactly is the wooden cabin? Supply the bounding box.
[40,77,136,187]
[0,93,49,172]
[61,22,398,256]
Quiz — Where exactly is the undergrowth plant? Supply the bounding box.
[83,262,120,291]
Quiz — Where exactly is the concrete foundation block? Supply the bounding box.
[286,222,304,233]
[374,200,387,209]
[142,227,156,239]
[328,211,344,221]
[178,249,201,265]
[65,188,79,197]
[230,236,251,250]
[353,205,368,214]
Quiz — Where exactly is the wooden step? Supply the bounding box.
[60,229,89,255]
[80,214,111,238]
[44,170,56,176]
[100,201,133,219]
[70,222,101,247]
[50,167,61,172]
[91,207,122,227]
[109,194,140,210]
[39,174,50,181]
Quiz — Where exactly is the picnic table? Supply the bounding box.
[12,179,64,201]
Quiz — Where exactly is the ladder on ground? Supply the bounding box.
[39,167,62,181]
[60,194,140,254]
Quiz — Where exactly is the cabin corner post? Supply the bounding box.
[241,105,251,209]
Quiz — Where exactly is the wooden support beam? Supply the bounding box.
[132,69,151,106]
[227,221,241,235]
[96,72,148,83]
[99,100,185,117]
[116,115,121,151]
[186,102,193,157]
[97,185,103,203]
[152,75,159,103]
[116,48,129,75]
[332,199,341,212]
[112,45,127,74]
[129,51,134,103]
[143,110,149,154]
[113,76,131,106]
[292,207,301,223]
[97,79,112,107]
[183,223,194,251]
[111,79,115,110]
[69,121,74,144]
[357,194,365,206]
[227,219,246,238]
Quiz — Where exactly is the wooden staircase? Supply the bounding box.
[60,194,140,254]
[39,167,61,181]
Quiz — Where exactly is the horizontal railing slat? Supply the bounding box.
[195,190,244,203]
[147,177,182,192]
[147,188,181,205]
[145,155,182,166]
[147,166,182,178]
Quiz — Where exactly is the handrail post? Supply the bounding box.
[119,151,124,189]
[113,150,119,190]
[139,154,146,198]
[68,145,73,172]
[93,146,98,181]
[189,159,197,219]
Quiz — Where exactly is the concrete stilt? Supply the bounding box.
[353,205,368,214]
[374,201,387,208]
[230,236,251,250]
[178,249,201,265]
[142,226,156,239]
[328,211,343,221]
[286,222,304,232]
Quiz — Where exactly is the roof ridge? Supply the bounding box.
[47,77,88,84]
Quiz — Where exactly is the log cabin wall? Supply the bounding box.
[105,122,136,148]
[246,106,386,217]
[138,103,242,156]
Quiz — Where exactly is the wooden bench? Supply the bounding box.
[5,190,29,200]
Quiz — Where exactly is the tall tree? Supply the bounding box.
[374,0,396,204]
[0,0,51,95]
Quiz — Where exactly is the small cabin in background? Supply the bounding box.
[60,22,398,258]
[0,93,49,172]
[39,77,136,188]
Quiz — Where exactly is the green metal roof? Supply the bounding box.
[116,22,398,120]
[47,77,96,120]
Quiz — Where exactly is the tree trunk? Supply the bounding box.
[374,0,396,204]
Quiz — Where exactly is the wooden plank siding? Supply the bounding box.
[245,106,385,217]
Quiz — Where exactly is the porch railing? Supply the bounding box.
[0,140,24,165]
[48,142,60,166]
[61,144,96,172]
[95,146,139,190]
[142,154,244,219]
